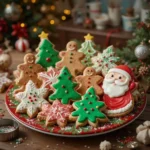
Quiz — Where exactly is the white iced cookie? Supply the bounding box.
[15,80,49,118]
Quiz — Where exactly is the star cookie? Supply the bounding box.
[37,100,73,127]
[15,80,49,118]
[0,72,12,93]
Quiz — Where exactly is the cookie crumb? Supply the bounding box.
[46,145,50,148]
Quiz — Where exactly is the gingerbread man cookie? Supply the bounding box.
[56,41,85,77]
[15,53,44,93]
[76,67,103,95]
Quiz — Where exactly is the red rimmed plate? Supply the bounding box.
[5,84,147,137]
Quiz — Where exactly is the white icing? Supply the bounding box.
[105,100,133,114]
[15,80,48,117]
[108,68,131,81]
[102,79,129,98]
[39,67,59,88]
[91,45,119,75]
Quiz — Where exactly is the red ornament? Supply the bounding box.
[0,18,8,33]
[15,37,29,52]
[46,57,51,62]
[12,23,28,38]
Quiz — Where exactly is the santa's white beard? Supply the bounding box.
[102,80,129,98]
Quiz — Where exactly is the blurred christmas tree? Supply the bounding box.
[0,0,72,50]
[116,12,150,91]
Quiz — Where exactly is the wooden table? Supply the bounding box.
[0,52,150,150]
[57,20,133,50]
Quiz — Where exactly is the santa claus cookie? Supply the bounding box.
[76,67,103,95]
[69,87,108,127]
[15,80,49,118]
[56,41,85,77]
[102,65,136,117]
[14,53,44,94]
[0,72,12,93]
[37,100,73,127]
[38,67,59,91]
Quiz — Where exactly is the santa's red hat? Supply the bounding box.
[108,65,134,81]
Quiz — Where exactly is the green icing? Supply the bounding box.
[71,87,107,123]
[78,39,97,66]
[49,67,81,104]
[36,39,60,69]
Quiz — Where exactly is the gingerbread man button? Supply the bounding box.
[56,41,85,77]
[76,67,103,95]
[15,53,45,93]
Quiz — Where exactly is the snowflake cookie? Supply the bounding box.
[15,80,49,118]
[37,100,73,127]
[0,72,12,93]
[92,45,120,76]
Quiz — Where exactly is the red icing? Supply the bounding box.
[38,100,73,123]
[103,91,132,110]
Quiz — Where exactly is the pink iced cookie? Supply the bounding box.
[37,100,73,127]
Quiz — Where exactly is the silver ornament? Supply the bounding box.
[134,43,150,59]
[4,3,22,21]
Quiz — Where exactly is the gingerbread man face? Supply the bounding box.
[105,72,127,84]
[83,67,96,76]
[66,41,77,51]
[24,53,35,64]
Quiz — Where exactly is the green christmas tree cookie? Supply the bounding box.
[78,34,97,66]
[70,87,108,127]
[49,67,81,104]
[36,31,60,69]
[92,45,120,76]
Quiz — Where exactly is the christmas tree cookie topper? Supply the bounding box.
[38,31,49,39]
[49,67,81,104]
[84,33,94,41]
[69,87,108,127]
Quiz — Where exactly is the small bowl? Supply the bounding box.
[0,118,19,141]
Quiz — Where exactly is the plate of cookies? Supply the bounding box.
[5,33,147,137]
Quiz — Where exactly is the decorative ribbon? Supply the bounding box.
[105,28,121,47]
